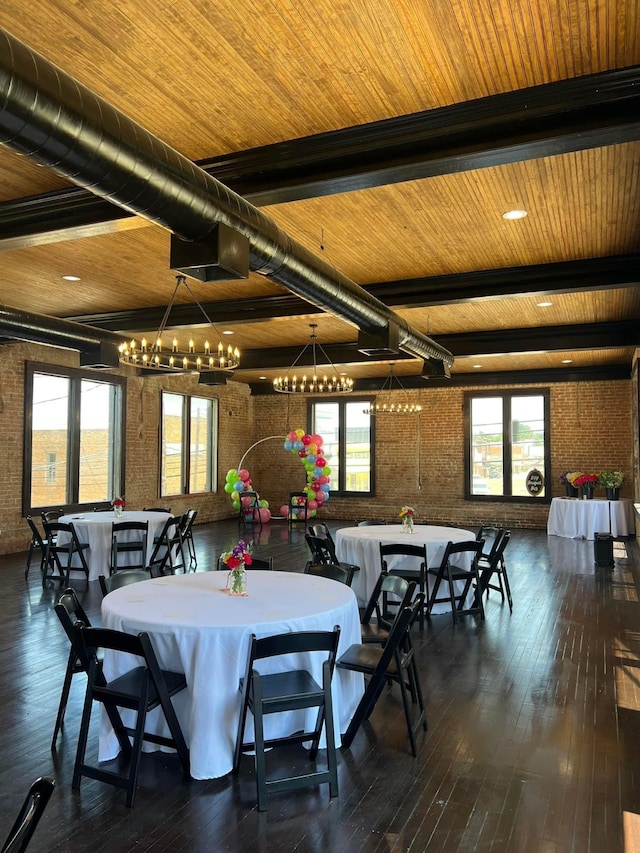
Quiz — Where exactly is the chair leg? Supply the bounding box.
[25,542,35,579]
[321,670,338,798]
[51,652,76,749]
[125,693,149,807]
[501,563,513,613]
[251,679,268,812]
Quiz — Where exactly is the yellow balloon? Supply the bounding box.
[296,428,304,439]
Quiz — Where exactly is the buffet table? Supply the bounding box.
[335,523,476,609]
[58,510,171,580]
[99,571,363,779]
[547,498,634,540]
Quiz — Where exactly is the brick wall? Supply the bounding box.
[0,338,635,555]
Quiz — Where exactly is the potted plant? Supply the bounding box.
[597,470,624,500]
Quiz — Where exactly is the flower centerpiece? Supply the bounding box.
[399,505,415,533]
[597,470,624,499]
[561,471,582,497]
[111,496,125,517]
[221,539,252,596]
[572,473,597,499]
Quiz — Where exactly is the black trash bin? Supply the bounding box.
[594,532,614,569]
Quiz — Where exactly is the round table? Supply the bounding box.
[99,570,364,779]
[58,510,171,580]
[335,523,477,610]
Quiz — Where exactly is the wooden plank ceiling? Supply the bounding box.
[0,0,638,390]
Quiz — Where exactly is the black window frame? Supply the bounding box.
[23,361,126,515]
[307,396,376,497]
[463,388,551,503]
[159,390,218,498]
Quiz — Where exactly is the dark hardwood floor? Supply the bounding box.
[1,518,639,852]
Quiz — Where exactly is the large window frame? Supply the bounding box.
[464,389,551,503]
[308,397,375,496]
[160,391,218,498]
[23,362,126,514]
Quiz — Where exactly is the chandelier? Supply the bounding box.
[363,364,422,414]
[118,275,240,373]
[273,324,353,394]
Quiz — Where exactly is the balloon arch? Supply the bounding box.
[224,428,332,522]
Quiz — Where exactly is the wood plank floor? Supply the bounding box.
[1,519,639,852]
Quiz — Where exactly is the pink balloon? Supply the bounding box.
[302,433,312,445]
[308,499,318,510]
[238,468,250,481]
[280,505,289,518]
[318,475,328,485]
[287,430,298,441]
[298,449,307,458]
[258,508,271,522]
[315,492,325,504]
[311,434,323,447]
[298,509,307,519]
[315,457,326,468]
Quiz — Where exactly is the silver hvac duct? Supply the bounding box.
[0,28,453,368]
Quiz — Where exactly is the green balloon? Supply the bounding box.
[224,482,234,493]
[323,466,331,476]
[232,500,240,510]
[226,469,238,482]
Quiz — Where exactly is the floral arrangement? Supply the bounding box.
[399,506,415,519]
[572,473,597,487]
[597,470,624,489]
[221,539,253,569]
[111,496,125,508]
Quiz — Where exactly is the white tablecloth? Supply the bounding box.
[58,511,171,580]
[547,498,634,539]
[335,524,476,610]
[99,571,364,780]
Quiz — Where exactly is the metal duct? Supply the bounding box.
[0,303,122,354]
[0,28,453,368]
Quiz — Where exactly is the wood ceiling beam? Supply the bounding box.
[234,320,639,370]
[1,67,639,249]
[69,254,640,332]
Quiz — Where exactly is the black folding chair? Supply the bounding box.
[360,574,416,645]
[304,562,355,586]
[309,524,360,577]
[379,542,428,630]
[99,570,152,597]
[72,626,190,807]
[426,539,485,624]
[233,627,341,811]
[288,492,308,531]
[147,516,186,575]
[180,509,198,569]
[476,530,512,612]
[338,596,426,756]
[42,521,90,587]
[110,520,149,574]
[1,776,55,853]
[24,515,51,580]
[238,491,262,529]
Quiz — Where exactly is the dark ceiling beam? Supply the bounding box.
[69,253,640,332]
[1,67,639,250]
[249,363,631,394]
[234,320,639,371]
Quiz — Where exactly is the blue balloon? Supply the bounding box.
[314,467,323,477]
[283,440,293,451]
[321,483,331,492]
[234,480,244,493]
[294,440,304,451]
[322,491,330,501]
[306,454,316,464]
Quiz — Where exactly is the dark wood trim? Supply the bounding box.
[68,254,640,332]
[1,68,639,249]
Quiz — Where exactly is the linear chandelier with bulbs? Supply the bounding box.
[273,323,353,394]
[118,275,240,373]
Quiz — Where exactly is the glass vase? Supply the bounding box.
[402,516,414,534]
[227,565,248,596]
[113,505,123,517]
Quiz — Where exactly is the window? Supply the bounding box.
[309,398,374,495]
[24,363,125,512]
[161,392,218,497]
[464,390,550,500]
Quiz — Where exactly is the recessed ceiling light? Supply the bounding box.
[473,364,482,369]
[222,330,234,335]
[502,209,527,220]
[62,274,81,281]
[562,359,573,364]
[259,376,267,380]
[537,301,552,307]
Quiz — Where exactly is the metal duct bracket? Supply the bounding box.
[357,322,400,356]
[422,357,451,379]
[170,224,250,282]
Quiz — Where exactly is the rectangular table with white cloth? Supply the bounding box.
[58,510,171,580]
[99,570,364,780]
[335,524,477,610]
[546,498,634,540]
